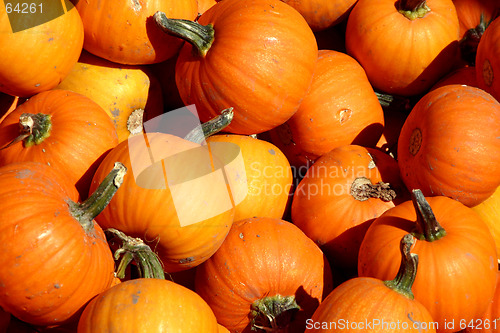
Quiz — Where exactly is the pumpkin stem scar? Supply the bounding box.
[127,108,145,135]
[384,233,418,300]
[69,162,127,234]
[410,189,447,242]
[409,128,422,156]
[153,11,215,57]
[350,177,397,202]
[398,0,431,20]
[250,294,301,331]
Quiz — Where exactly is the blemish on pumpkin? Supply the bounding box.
[239,232,244,240]
[268,149,275,155]
[53,283,61,289]
[338,109,351,124]
[131,292,140,304]
[35,83,40,87]
[15,169,35,179]
[482,59,493,86]
[179,256,194,264]
[409,128,422,156]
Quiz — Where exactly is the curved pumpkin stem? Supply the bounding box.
[384,233,418,299]
[184,107,234,144]
[106,228,166,280]
[410,189,447,242]
[250,294,301,331]
[398,0,430,20]
[69,162,127,233]
[153,11,214,57]
[459,13,496,66]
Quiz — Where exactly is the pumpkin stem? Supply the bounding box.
[383,233,418,299]
[350,177,397,202]
[106,228,166,280]
[69,162,127,234]
[0,113,51,150]
[250,294,301,331]
[459,12,496,66]
[375,91,411,113]
[127,108,145,136]
[410,189,447,242]
[153,11,214,57]
[184,107,234,144]
[398,0,430,20]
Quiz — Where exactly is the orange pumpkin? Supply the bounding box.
[472,187,500,259]
[291,145,409,273]
[476,16,500,102]
[430,66,479,90]
[307,234,437,333]
[77,278,219,332]
[205,134,293,221]
[464,270,500,333]
[0,161,124,327]
[267,49,384,167]
[155,0,318,134]
[195,217,333,332]
[74,0,198,65]
[345,0,460,96]
[280,0,357,31]
[358,190,498,333]
[0,1,83,97]
[397,84,500,207]
[0,90,118,198]
[56,51,165,143]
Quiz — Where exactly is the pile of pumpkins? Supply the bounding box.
[0,0,499,332]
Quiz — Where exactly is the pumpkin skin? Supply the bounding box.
[56,51,165,143]
[0,1,84,97]
[195,217,333,332]
[90,132,235,273]
[345,0,460,96]
[476,16,500,102]
[291,145,409,273]
[464,270,500,333]
[280,0,357,31]
[472,187,500,259]
[77,278,219,333]
[173,0,318,134]
[205,134,293,222]
[74,0,198,65]
[0,162,116,327]
[267,49,384,167]
[0,90,119,198]
[358,195,498,333]
[430,66,479,90]
[397,84,500,207]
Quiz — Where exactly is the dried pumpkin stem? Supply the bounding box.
[410,189,447,242]
[384,234,418,299]
[153,11,214,57]
[106,228,165,280]
[184,107,234,143]
[250,294,301,331]
[398,0,430,20]
[127,108,145,136]
[0,113,51,150]
[69,162,127,233]
[350,177,397,202]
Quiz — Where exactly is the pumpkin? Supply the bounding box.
[345,0,460,96]
[430,66,479,90]
[56,50,165,143]
[195,217,333,332]
[0,1,84,97]
[397,84,500,207]
[472,187,500,259]
[77,278,219,332]
[267,49,384,167]
[0,89,119,198]
[453,0,499,66]
[464,270,500,333]
[205,134,293,221]
[306,234,436,333]
[0,161,125,327]
[279,0,357,31]
[291,144,409,273]
[154,0,318,134]
[74,0,198,65]
[89,127,236,272]
[198,0,218,16]
[358,189,498,333]
[476,16,500,102]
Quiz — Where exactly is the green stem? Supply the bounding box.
[375,91,411,113]
[69,162,127,233]
[19,113,52,147]
[410,189,447,242]
[106,228,165,280]
[384,233,418,299]
[184,107,234,144]
[153,11,214,57]
[250,294,301,331]
[398,0,430,20]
